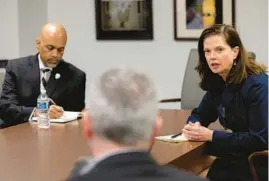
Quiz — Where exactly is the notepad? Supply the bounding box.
[31,111,81,123]
[155,134,188,143]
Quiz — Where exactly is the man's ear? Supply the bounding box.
[150,115,163,145]
[81,110,93,140]
[36,38,41,51]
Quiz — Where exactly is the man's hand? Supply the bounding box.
[182,122,213,142]
[49,105,64,119]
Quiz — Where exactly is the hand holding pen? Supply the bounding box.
[170,122,201,139]
[48,98,64,119]
[182,122,213,141]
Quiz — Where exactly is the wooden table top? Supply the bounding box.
[0,109,205,181]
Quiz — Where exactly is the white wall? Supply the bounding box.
[18,0,47,56]
[236,0,268,65]
[47,0,268,101]
[0,0,268,101]
[0,0,19,59]
[47,0,196,101]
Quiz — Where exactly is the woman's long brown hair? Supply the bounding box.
[196,24,267,91]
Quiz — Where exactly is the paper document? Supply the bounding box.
[31,111,81,123]
[155,134,188,143]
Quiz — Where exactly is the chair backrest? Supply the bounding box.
[0,59,8,95]
[0,59,8,68]
[0,69,5,95]
[181,49,205,109]
[248,52,256,60]
[0,68,6,128]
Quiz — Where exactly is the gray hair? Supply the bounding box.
[87,67,158,145]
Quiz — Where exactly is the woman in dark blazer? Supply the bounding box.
[182,24,268,181]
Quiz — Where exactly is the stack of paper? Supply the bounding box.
[155,134,188,143]
[31,111,81,123]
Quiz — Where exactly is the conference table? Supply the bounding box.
[0,109,216,181]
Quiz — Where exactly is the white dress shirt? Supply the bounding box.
[38,54,52,92]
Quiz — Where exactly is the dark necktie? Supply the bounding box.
[41,68,51,88]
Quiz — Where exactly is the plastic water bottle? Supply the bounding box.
[37,90,50,129]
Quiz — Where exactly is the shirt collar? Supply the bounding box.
[74,148,141,176]
[38,54,52,71]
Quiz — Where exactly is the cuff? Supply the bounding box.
[186,119,198,124]
[212,130,229,141]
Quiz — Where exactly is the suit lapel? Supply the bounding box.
[29,54,41,97]
[46,61,64,97]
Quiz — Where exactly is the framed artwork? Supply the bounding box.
[95,0,153,40]
[174,0,236,40]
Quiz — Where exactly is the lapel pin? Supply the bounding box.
[55,73,61,79]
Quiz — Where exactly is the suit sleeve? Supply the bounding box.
[187,91,218,127]
[211,82,268,155]
[0,61,34,126]
[65,72,86,112]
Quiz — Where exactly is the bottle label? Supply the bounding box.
[37,101,49,110]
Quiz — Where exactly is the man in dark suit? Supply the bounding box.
[65,67,207,181]
[0,23,86,127]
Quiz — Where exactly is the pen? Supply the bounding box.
[49,98,56,105]
[171,133,182,138]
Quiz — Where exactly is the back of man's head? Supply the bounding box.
[86,66,159,146]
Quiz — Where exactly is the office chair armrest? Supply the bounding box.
[159,98,181,103]
[248,150,268,181]
[250,150,268,158]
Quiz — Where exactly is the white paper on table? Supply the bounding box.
[155,134,188,143]
[31,111,81,123]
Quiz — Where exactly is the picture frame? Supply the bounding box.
[95,0,154,40]
[174,0,236,41]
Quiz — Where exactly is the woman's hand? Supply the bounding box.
[182,122,213,142]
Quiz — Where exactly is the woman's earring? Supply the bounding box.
[233,62,237,66]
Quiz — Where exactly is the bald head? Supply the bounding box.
[39,23,67,41]
[36,23,67,68]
